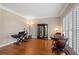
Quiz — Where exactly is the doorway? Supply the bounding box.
[37,24,48,39]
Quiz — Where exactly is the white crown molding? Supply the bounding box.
[0,4,25,18]
[59,3,69,17]
[35,16,60,19]
[60,3,78,18]
[0,4,60,19]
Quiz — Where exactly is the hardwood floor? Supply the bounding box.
[0,39,56,55]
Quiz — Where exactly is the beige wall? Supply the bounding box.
[26,17,61,39]
[60,3,78,33]
[0,6,61,46]
[0,8,26,46]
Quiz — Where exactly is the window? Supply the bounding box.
[63,5,79,54]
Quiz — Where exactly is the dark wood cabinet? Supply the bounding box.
[37,24,48,39]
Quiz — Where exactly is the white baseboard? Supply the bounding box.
[32,36,37,38]
[0,41,16,48]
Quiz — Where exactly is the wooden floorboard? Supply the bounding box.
[0,39,57,55]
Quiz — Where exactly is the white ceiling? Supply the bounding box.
[0,3,68,18]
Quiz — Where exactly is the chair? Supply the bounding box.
[51,33,68,54]
[11,31,28,45]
